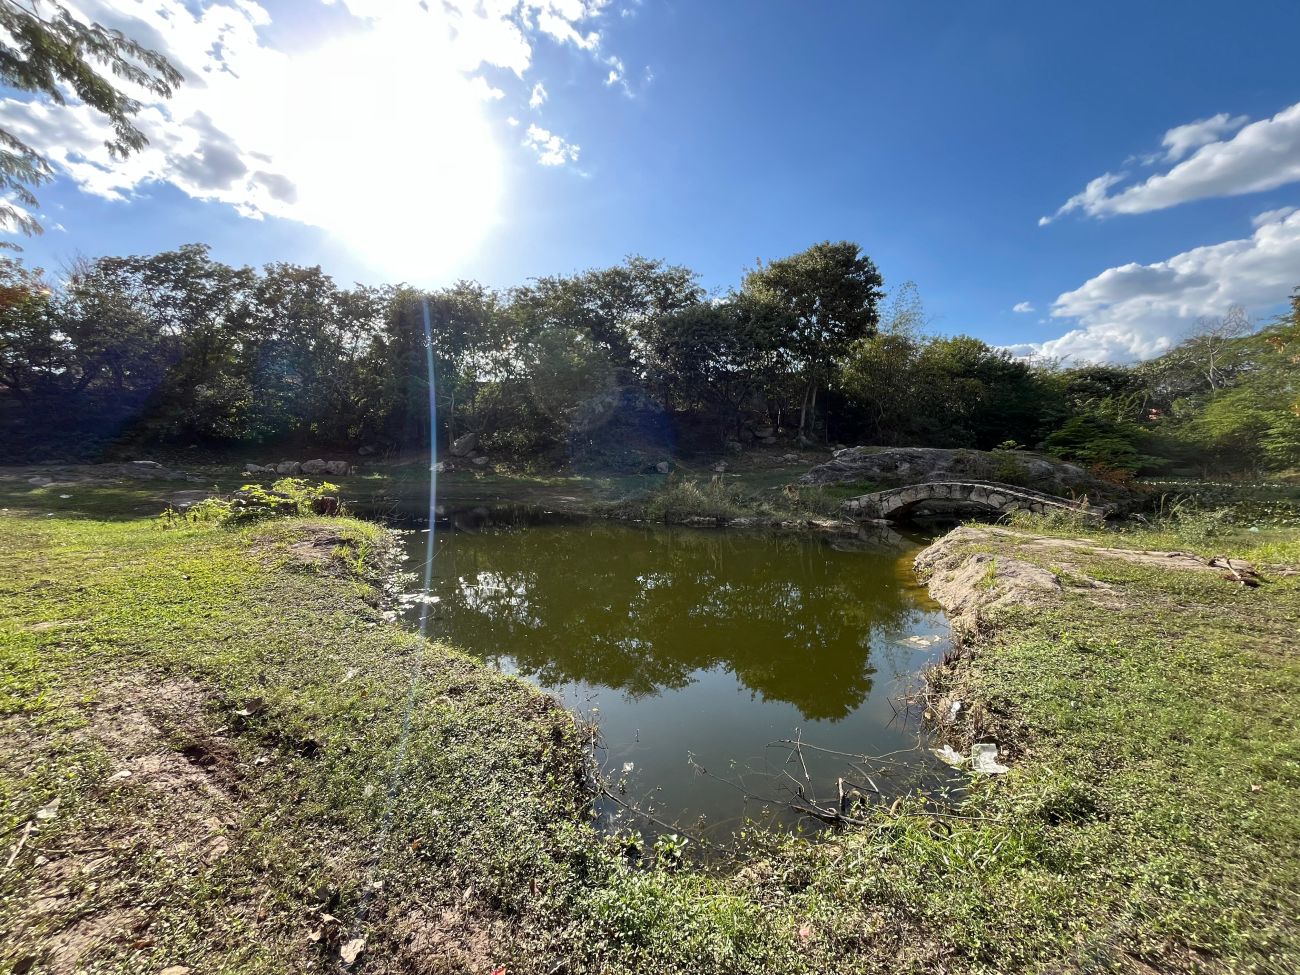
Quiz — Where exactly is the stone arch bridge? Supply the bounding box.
[842,480,1105,523]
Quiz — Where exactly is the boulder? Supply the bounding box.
[712,461,728,473]
[780,453,800,463]
[357,444,377,456]
[724,440,743,455]
[799,446,1134,503]
[655,461,671,474]
[324,460,351,476]
[753,427,775,439]
[276,460,302,476]
[450,432,478,457]
[471,456,489,467]
[301,459,329,475]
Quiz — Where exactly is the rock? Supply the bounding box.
[276,460,302,476]
[434,461,449,474]
[780,453,800,463]
[655,461,671,474]
[27,476,52,486]
[130,460,163,469]
[449,432,478,457]
[759,436,778,445]
[753,427,775,439]
[712,461,728,473]
[471,456,488,467]
[324,460,351,476]
[312,496,340,516]
[799,446,1134,503]
[724,440,743,455]
[357,444,377,456]
[301,459,329,475]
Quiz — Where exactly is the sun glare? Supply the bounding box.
[228,10,505,281]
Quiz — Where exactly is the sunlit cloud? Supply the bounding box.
[1042,101,1300,224]
[1013,208,1300,362]
[523,124,580,166]
[0,0,626,280]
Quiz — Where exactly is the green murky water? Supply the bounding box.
[395,511,950,841]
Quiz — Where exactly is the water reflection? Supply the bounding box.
[396,515,949,837]
[423,523,927,720]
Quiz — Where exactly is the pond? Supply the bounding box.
[392,508,952,843]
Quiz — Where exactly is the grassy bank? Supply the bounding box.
[3,475,1298,973]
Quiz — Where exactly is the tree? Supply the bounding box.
[915,335,1053,449]
[0,0,181,238]
[646,295,783,442]
[0,255,57,398]
[742,241,884,438]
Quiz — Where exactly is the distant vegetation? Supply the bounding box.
[1,243,1296,478]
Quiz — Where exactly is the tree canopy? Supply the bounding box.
[1,242,1294,479]
[0,0,181,237]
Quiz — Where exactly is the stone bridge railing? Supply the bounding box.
[842,480,1105,523]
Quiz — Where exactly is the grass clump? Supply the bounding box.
[642,476,751,523]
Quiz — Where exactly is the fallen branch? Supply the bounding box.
[3,822,34,872]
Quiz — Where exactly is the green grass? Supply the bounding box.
[3,479,1297,973]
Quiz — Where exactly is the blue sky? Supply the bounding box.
[5,0,1300,361]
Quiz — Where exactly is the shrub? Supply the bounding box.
[161,478,342,528]
[643,477,749,523]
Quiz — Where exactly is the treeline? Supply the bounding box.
[1,242,1296,475]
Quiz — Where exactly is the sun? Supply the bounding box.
[219,6,506,282]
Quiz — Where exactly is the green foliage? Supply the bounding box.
[642,476,750,523]
[742,240,885,436]
[1043,415,1164,473]
[0,1,180,238]
[1,238,1294,489]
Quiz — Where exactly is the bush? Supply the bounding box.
[643,477,749,523]
[161,478,341,528]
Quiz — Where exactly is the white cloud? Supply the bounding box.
[1252,206,1297,228]
[529,81,548,109]
[1017,208,1300,362]
[523,124,579,166]
[603,55,626,91]
[1012,301,1035,313]
[1043,101,1300,223]
[0,0,622,279]
[1159,112,1249,162]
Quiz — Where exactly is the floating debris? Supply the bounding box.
[932,745,966,767]
[896,634,943,649]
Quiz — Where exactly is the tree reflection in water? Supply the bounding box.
[411,520,938,722]
[397,516,950,838]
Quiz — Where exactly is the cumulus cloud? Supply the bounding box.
[523,124,580,166]
[1012,301,1035,313]
[529,81,548,109]
[1042,101,1300,223]
[1016,208,1300,362]
[0,0,623,278]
